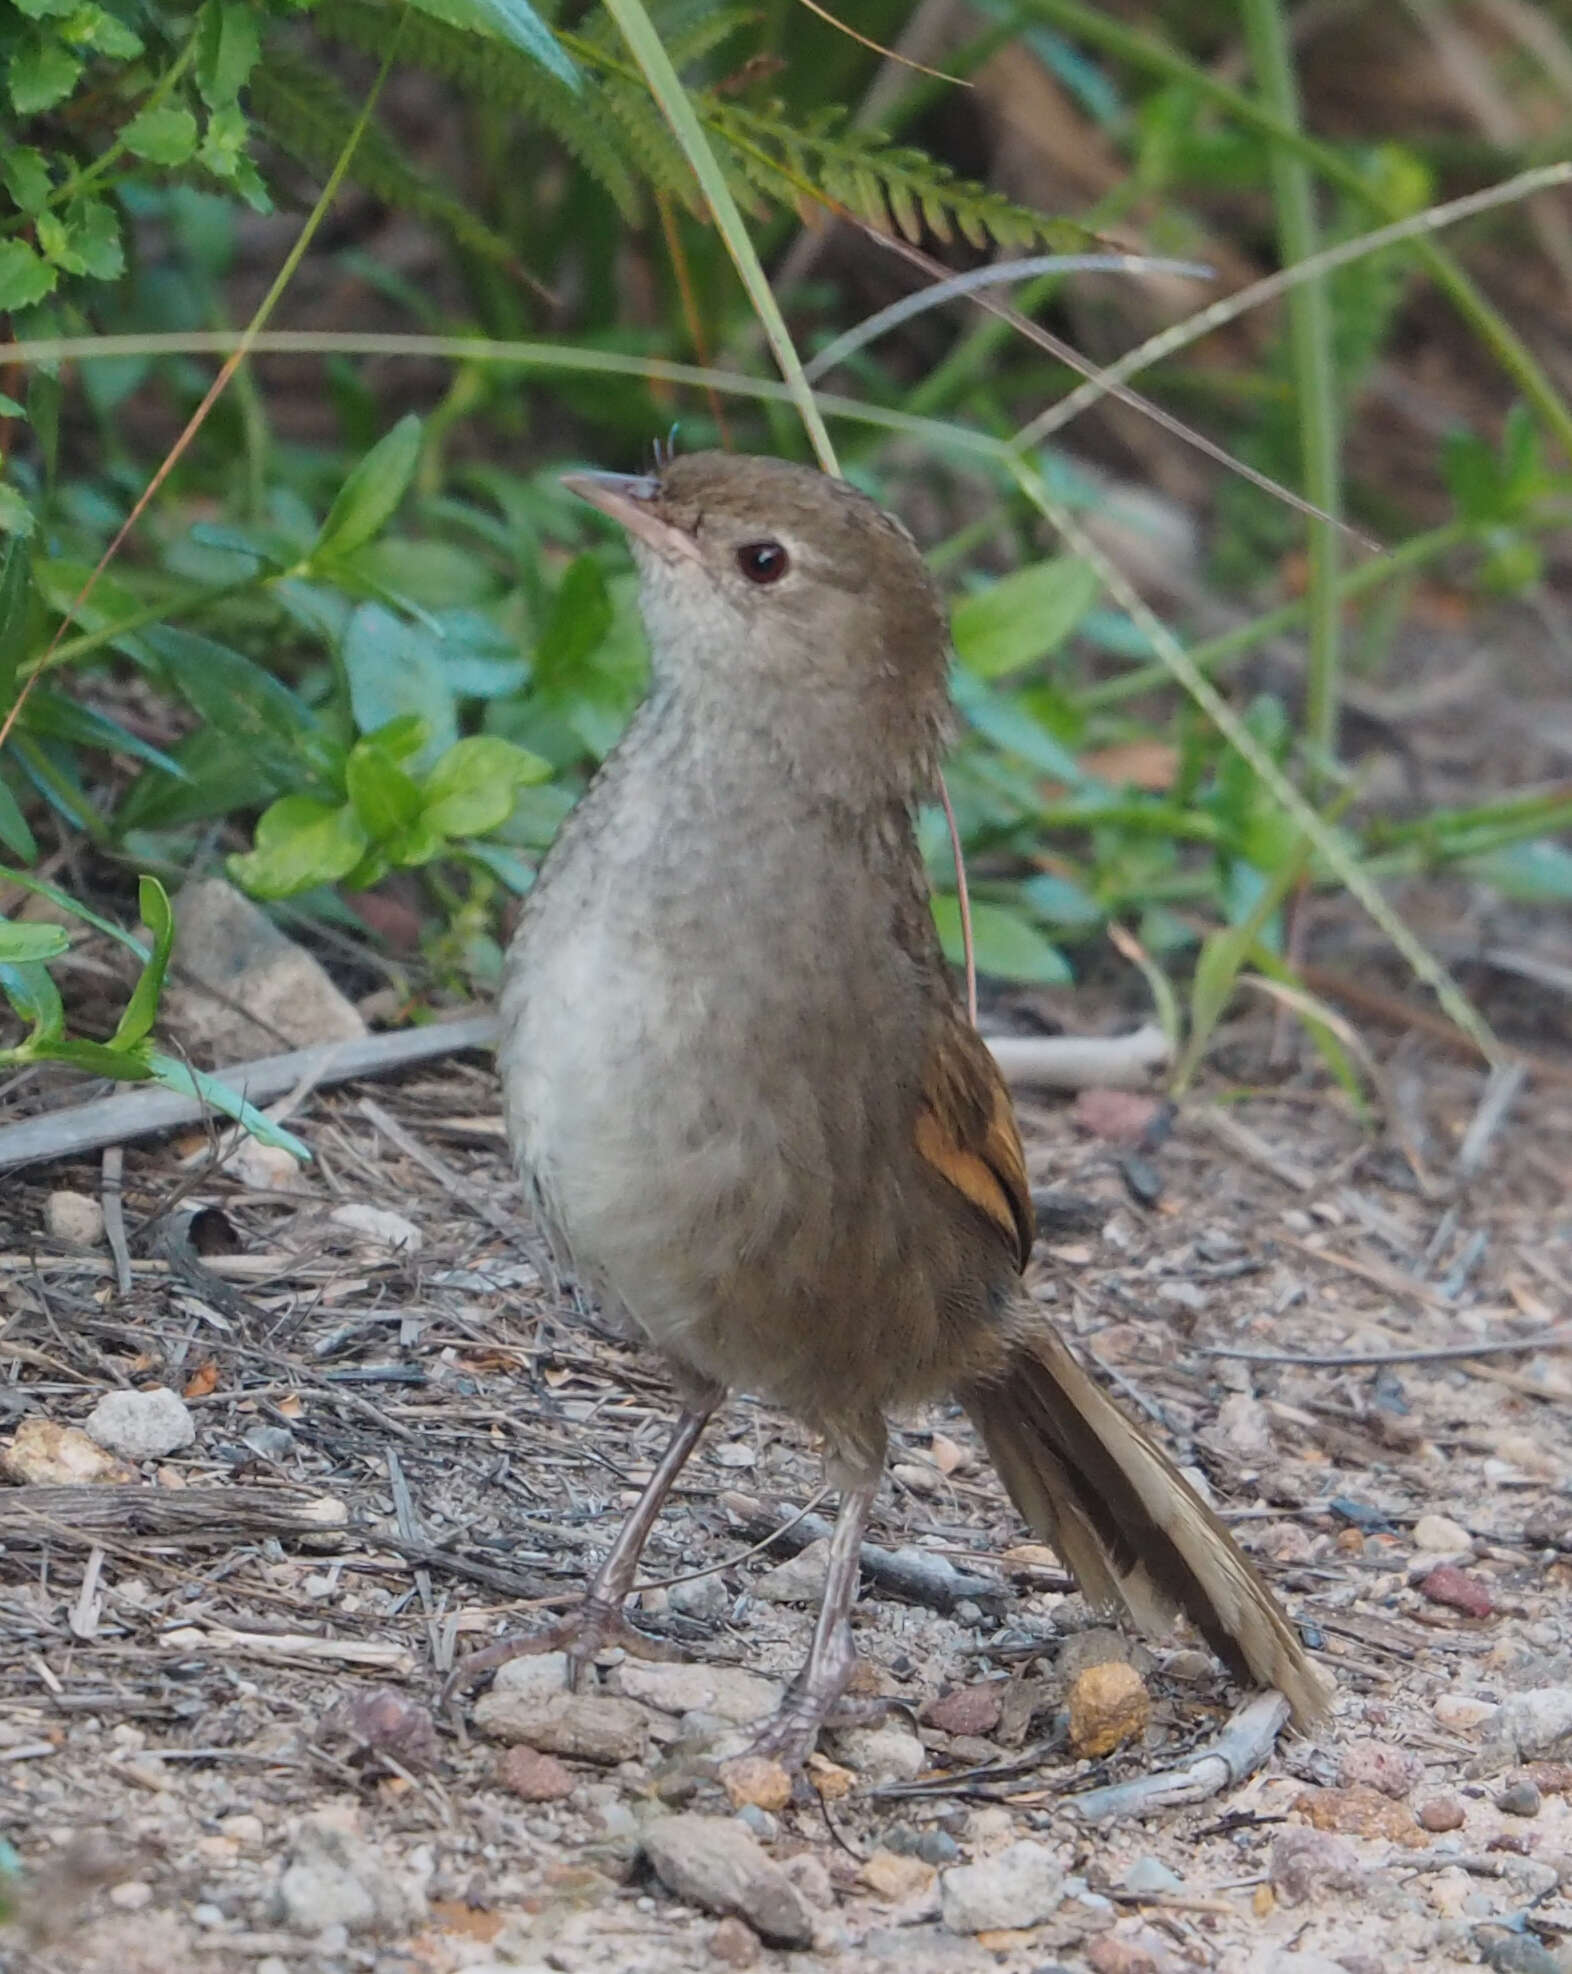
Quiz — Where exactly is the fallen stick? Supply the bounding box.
[0,1015,1169,1174]
[0,1014,499,1172]
[1067,1690,1292,1822]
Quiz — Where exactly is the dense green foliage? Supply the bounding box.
[2,0,1570,1107]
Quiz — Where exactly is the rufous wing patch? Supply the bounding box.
[915,1018,1034,1271]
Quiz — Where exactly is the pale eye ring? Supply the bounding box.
[736,540,789,584]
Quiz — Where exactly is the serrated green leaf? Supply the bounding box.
[931,895,1073,984]
[57,199,123,280]
[313,412,423,563]
[123,104,199,165]
[420,734,550,838]
[197,0,261,108]
[0,483,35,539]
[0,240,58,312]
[1,147,52,213]
[227,794,368,899]
[8,33,82,113]
[403,0,578,88]
[951,556,1101,679]
[0,919,68,961]
[70,5,142,57]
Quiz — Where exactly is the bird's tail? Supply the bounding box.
[959,1328,1331,1728]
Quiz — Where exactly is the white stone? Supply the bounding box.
[609,1659,780,1724]
[940,1840,1065,1933]
[643,1814,814,1947]
[329,1203,422,1253]
[754,1538,831,1604]
[492,1651,571,1697]
[1413,1513,1471,1553]
[44,1190,104,1245]
[827,1723,926,1782]
[85,1387,195,1460]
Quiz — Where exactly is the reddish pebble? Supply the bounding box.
[1072,1088,1163,1147]
[1419,1563,1494,1618]
[921,1682,1003,1738]
[1417,1795,1465,1832]
[498,1745,577,1800]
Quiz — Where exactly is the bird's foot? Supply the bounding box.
[445,1595,682,1700]
[744,1675,892,1771]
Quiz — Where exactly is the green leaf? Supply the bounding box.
[1466,838,1572,903]
[197,0,261,108]
[1,146,52,213]
[0,483,34,539]
[142,626,341,791]
[951,556,1101,679]
[403,0,579,88]
[0,958,64,1039]
[7,33,82,114]
[0,535,30,690]
[531,553,614,697]
[0,919,68,962]
[420,734,551,838]
[342,604,457,769]
[70,4,143,57]
[0,864,148,955]
[0,240,58,312]
[950,668,1083,781]
[227,794,368,899]
[26,1035,152,1078]
[313,413,423,563]
[147,1051,311,1161]
[108,875,174,1050]
[122,104,200,165]
[0,777,36,861]
[345,737,423,839]
[59,198,123,280]
[931,895,1073,984]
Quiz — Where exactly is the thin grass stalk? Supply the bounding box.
[1241,0,1340,777]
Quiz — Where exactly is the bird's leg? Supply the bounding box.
[449,1397,719,1694]
[748,1474,879,1770]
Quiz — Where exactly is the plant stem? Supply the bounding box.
[1241,0,1341,780]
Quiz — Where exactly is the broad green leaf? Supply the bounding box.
[197,0,261,108]
[72,4,142,57]
[0,958,64,1039]
[342,604,457,770]
[122,104,199,166]
[1019,872,1102,927]
[7,34,82,114]
[0,865,148,955]
[1187,924,1251,1054]
[402,0,579,87]
[531,554,614,697]
[0,483,31,545]
[346,740,423,839]
[142,626,340,791]
[950,668,1083,781]
[0,920,68,961]
[931,895,1073,985]
[420,735,551,838]
[227,795,368,899]
[27,690,187,778]
[951,556,1100,679]
[147,1051,311,1160]
[313,413,423,564]
[348,539,501,609]
[1,147,52,213]
[58,199,123,281]
[108,876,174,1050]
[0,240,58,311]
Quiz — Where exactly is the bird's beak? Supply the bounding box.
[562,471,704,566]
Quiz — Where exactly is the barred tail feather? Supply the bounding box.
[961,1329,1331,1728]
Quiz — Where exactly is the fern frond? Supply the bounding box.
[706,101,1093,253]
[315,0,644,220]
[250,51,538,273]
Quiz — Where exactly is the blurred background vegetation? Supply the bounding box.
[2,0,1570,1110]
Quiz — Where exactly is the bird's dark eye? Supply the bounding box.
[736,540,789,585]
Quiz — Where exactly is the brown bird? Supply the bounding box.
[492,450,1330,1764]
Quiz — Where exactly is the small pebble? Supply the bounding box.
[1122,1856,1182,1896]
[1413,1513,1471,1553]
[1269,1827,1365,1903]
[1338,1739,1422,1799]
[1068,1661,1150,1758]
[1418,1795,1466,1832]
[1497,1779,1543,1818]
[499,1746,577,1801]
[717,1755,791,1813]
[734,1806,777,1844]
[85,1387,195,1461]
[108,1881,153,1910]
[916,1829,959,1866]
[860,1849,935,1902]
[1291,1785,1425,1848]
[45,1189,105,1246]
[921,1683,1003,1738]
[708,1915,761,1967]
[328,1202,422,1253]
[1419,1564,1494,1619]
